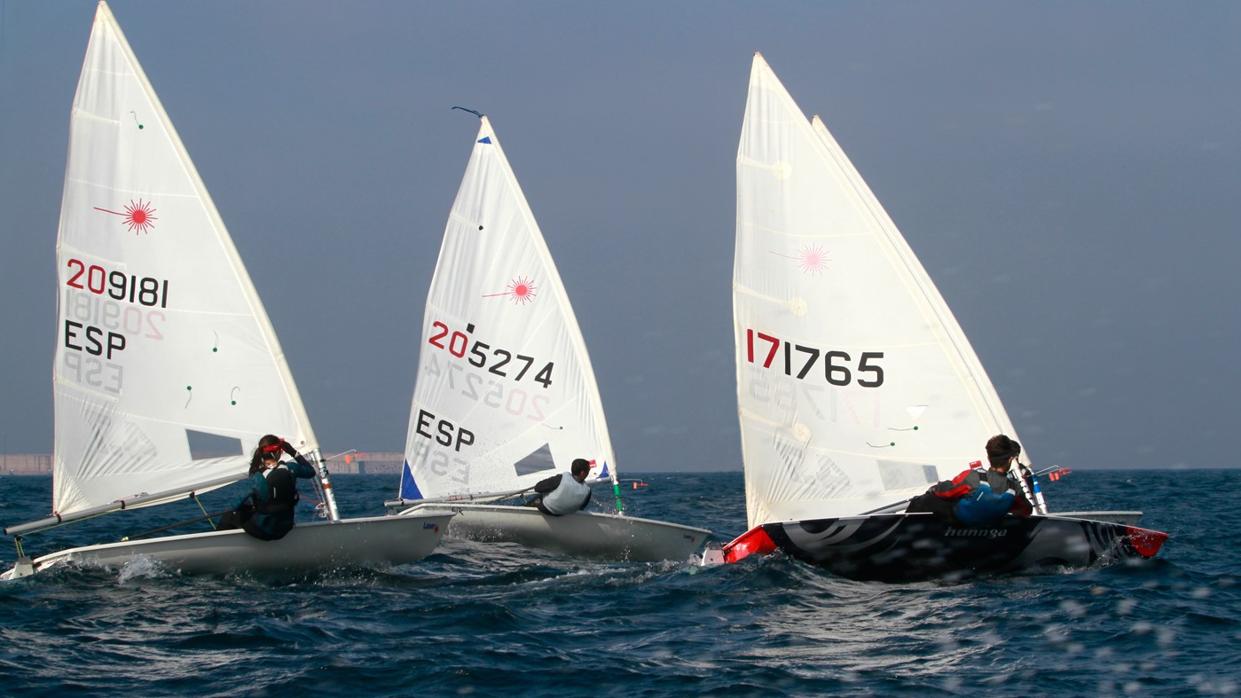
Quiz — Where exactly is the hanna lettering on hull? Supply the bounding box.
[944,528,1009,539]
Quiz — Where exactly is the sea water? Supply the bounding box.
[1,470,1237,696]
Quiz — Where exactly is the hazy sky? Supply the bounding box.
[1,1,1238,472]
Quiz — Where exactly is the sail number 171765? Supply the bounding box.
[745,328,884,387]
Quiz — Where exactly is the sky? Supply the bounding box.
[1,1,1238,472]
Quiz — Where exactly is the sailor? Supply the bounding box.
[218,434,318,540]
[906,434,1034,522]
[974,435,1034,514]
[525,458,593,516]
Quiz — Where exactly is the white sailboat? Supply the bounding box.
[386,115,710,562]
[3,1,450,579]
[716,53,1166,579]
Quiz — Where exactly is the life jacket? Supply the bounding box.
[953,482,1015,525]
[931,461,984,501]
[541,473,590,516]
[256,466,300,514]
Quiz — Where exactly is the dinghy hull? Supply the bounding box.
[5,512,453,579]
[724,513,1167,582]
[398,503,710,562]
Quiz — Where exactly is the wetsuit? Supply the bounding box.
[219,455,317,540]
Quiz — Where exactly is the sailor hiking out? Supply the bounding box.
[906,435,1035,525]
[218,434,317,540]
[526,459,593,516]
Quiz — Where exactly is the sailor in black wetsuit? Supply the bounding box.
[217,434,317,540]
[525,459,592,516]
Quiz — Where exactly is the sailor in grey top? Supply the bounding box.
[528,458,593,516]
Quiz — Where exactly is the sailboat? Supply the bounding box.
[715,53,1167,580]
[384,115,710,562]
[2,1,451,579]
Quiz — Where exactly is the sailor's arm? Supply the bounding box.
[281,440,317,478]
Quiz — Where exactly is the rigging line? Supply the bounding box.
[451,106,484,118]
[190,492,216,530]
[119,509,233,542]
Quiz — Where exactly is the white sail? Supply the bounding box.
[734,53,1021,528]
[51,1,316,517]
[399,117,616,502]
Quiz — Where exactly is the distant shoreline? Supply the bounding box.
[0,454,1232,476]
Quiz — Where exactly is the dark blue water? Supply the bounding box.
[1,470,1238,696]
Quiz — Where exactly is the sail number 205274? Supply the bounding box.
[745,328,884,387]
[428,320,554,389]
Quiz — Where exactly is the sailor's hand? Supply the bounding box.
[281,439,297,455]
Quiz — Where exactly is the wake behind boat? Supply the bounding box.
[4,2,448,579]
[712,53,1166,580]
[384,115,709,562]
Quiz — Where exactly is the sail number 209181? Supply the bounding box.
[745,328,884,387]
[65,258,169,308]
[428,320,554,389]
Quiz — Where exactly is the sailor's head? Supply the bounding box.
[570,458,592,482]
[258,434,283,466]
[985,435,1021,471]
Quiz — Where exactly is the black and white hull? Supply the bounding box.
[721,513,1167,582]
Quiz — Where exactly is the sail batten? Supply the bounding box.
[50,1,315,517]
[735,54,1023,528]
[400,117,615,503]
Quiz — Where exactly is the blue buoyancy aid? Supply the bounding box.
[953,482,1015,526]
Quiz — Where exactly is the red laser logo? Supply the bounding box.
[483,275,537,305]
[94,199,158,235]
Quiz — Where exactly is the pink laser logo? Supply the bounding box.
[483,275,537,305]
[94,199,158,235]
[770,244,830,274]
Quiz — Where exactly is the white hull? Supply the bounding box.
[398,503,711,562]
[4,512,453,579]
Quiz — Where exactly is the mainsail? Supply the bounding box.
[50,1,316,517]
[399,117,616,502]
[734,54,1021,528]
